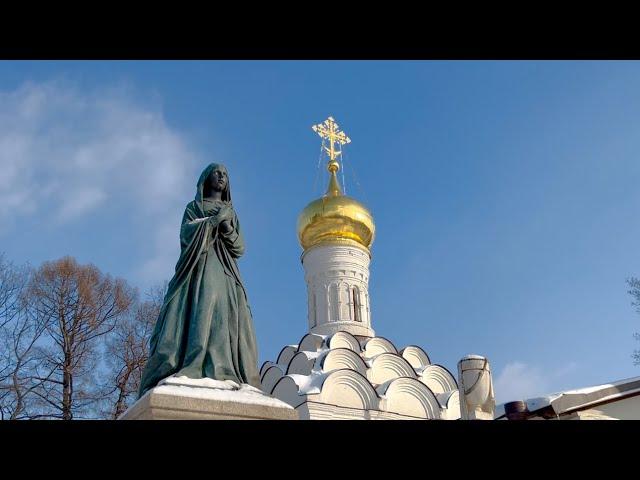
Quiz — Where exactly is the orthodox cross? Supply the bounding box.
[312,116,351,172]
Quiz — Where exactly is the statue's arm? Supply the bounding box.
[219,213,245,258]
[179,203,221,249]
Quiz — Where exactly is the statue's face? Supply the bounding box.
[209,167,228,193]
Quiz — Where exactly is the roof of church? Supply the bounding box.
[496,375,640,419]
[260,330,461,420]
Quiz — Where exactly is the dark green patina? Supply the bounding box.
[138,163,261,398]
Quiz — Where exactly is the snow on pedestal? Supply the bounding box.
[118,375,299,420]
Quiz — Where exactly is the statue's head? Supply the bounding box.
[207,164,229,195]
[197,163,232,204]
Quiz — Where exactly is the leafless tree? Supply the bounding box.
[101,285,164,419]
[0,257,44,419]
[27,257,134,420]
[0,255,59,420]
[629,277,640,366]
[0,305,52,419]
[0,254,28,329]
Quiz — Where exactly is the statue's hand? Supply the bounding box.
[217,204,234,223]
[219,219,233,234]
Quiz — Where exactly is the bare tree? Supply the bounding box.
[27,257,134,420]
[0,254,29,329]
[0,305,51,419]
[102,285,164,419]
[0,256,59,420]
[629,277,640,366]
[0,257,46,419]
[0,254,21,415]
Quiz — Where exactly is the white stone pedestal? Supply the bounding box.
[119,376,299,420]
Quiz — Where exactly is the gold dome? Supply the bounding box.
[297,170,375,252]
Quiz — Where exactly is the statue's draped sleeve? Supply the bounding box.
[179,202,218,251]
[148,202,213,352]
[219,214,244,258]
[214,211,248,298]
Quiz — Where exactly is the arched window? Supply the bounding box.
[351,286,361,322]
[339,282,350,320]
[329,283,340,322]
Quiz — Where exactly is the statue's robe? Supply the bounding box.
[138,165,261,398]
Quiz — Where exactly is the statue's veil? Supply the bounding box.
[195,163,232,214]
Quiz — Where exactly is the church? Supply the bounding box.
[258,117,495,420]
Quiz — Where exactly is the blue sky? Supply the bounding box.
[0,60,639,403]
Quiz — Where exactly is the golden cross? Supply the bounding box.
[312,116,351,172]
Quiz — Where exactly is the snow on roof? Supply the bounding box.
[498,375,640,418]
[266,330,465,419]
[286,372,325,395]
[460,354,486,361]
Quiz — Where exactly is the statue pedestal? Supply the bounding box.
[118,376,299,420]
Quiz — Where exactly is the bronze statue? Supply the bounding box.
[138,163,261,398]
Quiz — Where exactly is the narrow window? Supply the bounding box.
[352,286,361,322]
[329,283,339,322]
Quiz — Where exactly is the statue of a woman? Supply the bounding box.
[138,163,261,398]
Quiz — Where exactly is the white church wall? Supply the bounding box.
[302,244,374,337]
[589,395,640,419]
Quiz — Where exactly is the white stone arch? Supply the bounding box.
[276,345,298,367]
[326,331,362,353]
[271,375,306,407]
[399,345,431,370]
[261,365,285,394]
[437,390,461,420]
[362,336,398,358]
[316,369,380,410]
[319,348,368,376]
[378,377,441,419]
[367,352,417,385]
[419,364,458,394]
[286,351,316,376]
[259,361,276,378]
[297,333,325,353]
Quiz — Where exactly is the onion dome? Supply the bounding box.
[297,116,374,253]
[297,163,375,252]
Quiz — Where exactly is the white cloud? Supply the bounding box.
[0,80,202,286]
[494,362,549,404]
[136,218,183,285]
[56,187,107,222]
[493,361,580,404]
[551,361,578,379]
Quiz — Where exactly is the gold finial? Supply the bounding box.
[312,116,351,174]
[299,116,375,252]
